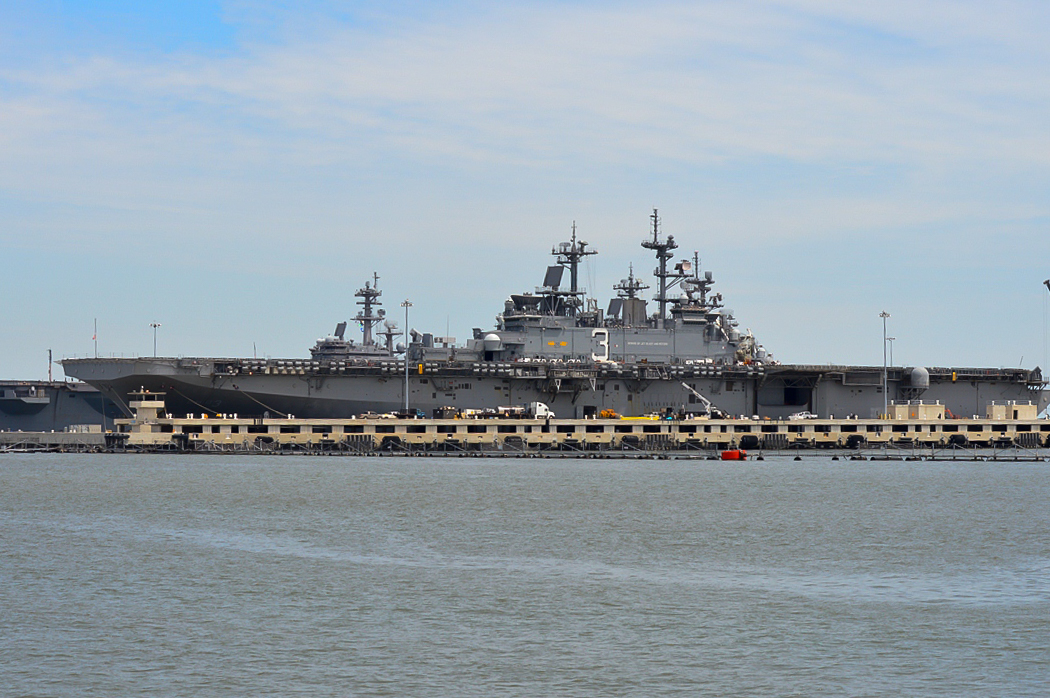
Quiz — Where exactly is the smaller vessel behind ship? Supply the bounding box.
[0,380,121,432]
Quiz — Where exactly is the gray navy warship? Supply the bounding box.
[62,211,1049,420]
[0,380,121,432]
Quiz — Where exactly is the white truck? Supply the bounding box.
[526,402,555,419]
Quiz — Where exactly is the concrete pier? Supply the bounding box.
[7,392,1045,456]
[105,393,1049,453]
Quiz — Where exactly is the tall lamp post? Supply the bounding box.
[150,322,162,357]
[401,300,412,413]
[880,311,890,418]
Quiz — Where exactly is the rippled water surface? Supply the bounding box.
[2,454,1048,696]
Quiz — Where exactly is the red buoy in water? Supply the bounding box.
[720,449,747,461]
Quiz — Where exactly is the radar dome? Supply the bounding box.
[910,366,930,389]
[483,333,502,351]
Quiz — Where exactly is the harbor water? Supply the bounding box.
[2,454,1048,696]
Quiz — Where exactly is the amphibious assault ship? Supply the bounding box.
[62,211,1049,420]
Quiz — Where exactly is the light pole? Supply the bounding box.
[887,337,895,367]
[401,300,412,413]
[880,311,890,418]
[150,322,162,357]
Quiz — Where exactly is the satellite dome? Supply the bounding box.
[910,366,930,389]
[483,333,502,351]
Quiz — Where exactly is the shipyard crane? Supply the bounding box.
[680,382,727,418]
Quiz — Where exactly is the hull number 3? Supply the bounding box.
[592,329,609,362]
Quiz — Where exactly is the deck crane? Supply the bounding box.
[680,382,727,418]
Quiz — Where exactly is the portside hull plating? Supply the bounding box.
[62,358,1049,421]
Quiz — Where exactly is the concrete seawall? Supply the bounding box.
[113,413,1050,452]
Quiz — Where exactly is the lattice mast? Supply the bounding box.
[551,222,597,316]
[614,264,649,299]
[354,273,384,347]
[641,209,680,329]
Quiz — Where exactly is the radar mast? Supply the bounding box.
[354,272,385,347]
[614,264,649,299]
[551,222,597,317]
[641,208,688,328]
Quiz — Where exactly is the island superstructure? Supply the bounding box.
[61,211,1048,420]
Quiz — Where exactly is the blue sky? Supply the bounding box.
[2,0,1049,379]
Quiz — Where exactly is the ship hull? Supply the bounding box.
[61,357,1049,421]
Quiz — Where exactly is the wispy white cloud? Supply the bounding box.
[6,1,1049,170]
[3,0,1047,250]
